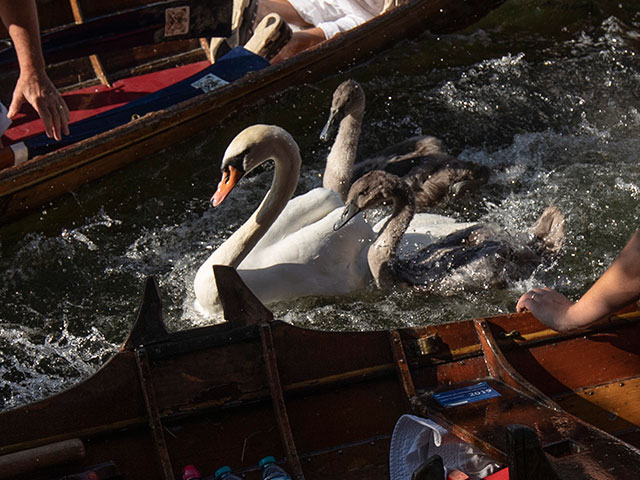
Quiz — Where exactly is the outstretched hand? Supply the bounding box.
[516,287,577,332]
[8,69,69,141]
[518,231,640,333]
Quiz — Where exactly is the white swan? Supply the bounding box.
[321,79,490,209]
[194,124,375,315]
[335,170,564,290]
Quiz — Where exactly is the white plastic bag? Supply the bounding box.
[389,414,502,480]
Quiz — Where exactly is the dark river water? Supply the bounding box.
[1,0,640,410]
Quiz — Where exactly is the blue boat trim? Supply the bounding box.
[25,47,269,158]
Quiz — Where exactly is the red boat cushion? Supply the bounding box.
[3,60,209,143]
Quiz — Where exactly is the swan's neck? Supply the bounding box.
[214,145,301,268]
[368,197,415,288]
[323,111,363,200]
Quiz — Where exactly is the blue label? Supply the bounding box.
[433,382,501,407]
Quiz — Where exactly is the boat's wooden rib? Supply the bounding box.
[0,0,505,224]
[135,347,175,480]
[123,276,169,350]
[261,323,305,480]
[389,329,423,415]
[474,318,559,408]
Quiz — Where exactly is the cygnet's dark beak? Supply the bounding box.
[334,202,361,231]
[320,107,342,142]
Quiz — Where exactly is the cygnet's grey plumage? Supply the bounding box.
[335,170,416,288]
[337,170,565,290]
[321,79,490,209]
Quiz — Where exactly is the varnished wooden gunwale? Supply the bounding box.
[0,0,505,224]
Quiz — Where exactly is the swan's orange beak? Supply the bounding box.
[212,166,242,207]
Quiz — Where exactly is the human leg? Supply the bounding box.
[271,26,325,62]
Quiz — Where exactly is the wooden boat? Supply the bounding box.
[0,0,505,224]
[2,266,640,480]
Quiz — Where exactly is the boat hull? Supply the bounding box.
[1,274,639,479]
[0,0,505,224]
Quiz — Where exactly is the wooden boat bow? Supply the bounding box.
[2,270,640,479]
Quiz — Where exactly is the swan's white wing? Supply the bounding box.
[249,187,343,253]
[374,213,478,261]
[239,257,365,305]
[239,206,375,299]
[241,206,374,270]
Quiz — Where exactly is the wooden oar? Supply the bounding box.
[0,0,233,68]
[68,0,112,87]
[0,439,85,479]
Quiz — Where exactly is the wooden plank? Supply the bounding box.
[0,350,145,453]
[0,361,397,461]
[0,439,85,480]
[555,376,640,434]
[506,324,640,396]
[135,348,174,480]
[260,324,305,480]
[0,0,232,68]
[388,330,421,412]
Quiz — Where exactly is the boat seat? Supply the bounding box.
[418,378,640,479]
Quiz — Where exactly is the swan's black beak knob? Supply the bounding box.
[212,165,244,207]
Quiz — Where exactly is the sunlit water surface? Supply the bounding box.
[1,1,640,409]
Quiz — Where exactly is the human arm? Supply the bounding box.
[271,27,326,62]
[0,0,69,140]
[272,10,372,61]
[517,230,640,332]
